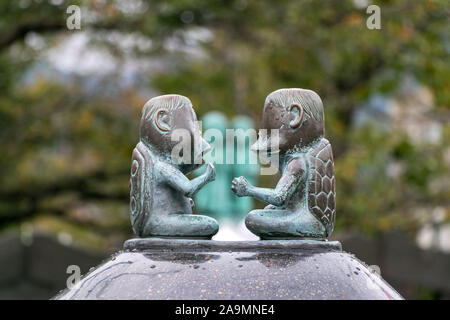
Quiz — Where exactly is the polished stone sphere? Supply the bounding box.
[55,239,403,300]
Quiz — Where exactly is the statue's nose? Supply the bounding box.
[201,138,211,154]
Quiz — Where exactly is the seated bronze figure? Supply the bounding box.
[129,94,219,239]
[231,88,336,240]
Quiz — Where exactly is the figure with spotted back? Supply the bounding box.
[231,88,336,239]
[130,94,219,239]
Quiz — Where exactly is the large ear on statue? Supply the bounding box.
[288,103,303,129]
[155,109,171,132]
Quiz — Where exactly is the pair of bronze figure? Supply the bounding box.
[129,88,336,240]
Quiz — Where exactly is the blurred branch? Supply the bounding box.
[0,169,129,202]
[0,19,64,51]
[0,18,145,52]
[0,168,129,225]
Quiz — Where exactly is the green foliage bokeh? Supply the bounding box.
[0,0,448,250]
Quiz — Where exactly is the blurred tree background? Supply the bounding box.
[0,0,449,296]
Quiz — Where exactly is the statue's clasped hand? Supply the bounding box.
[204,163,216,183]
[231,176,250,197]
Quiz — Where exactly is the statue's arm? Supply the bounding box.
[232,158,304,207]
[157,162,215,197]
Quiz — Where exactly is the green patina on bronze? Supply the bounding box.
[129,94,219,239]
[231,88,336,240]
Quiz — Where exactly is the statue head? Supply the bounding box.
[252,88,324,155]
[139,94,210,174]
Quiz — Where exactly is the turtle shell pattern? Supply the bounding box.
[129,142,153,236]
[307,138,336,237]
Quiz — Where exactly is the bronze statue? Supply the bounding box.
[130,94,219,239]
[231,88,336,240]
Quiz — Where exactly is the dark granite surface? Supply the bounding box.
[55,239,403,300]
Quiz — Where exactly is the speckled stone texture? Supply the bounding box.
[54,239,403,300]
